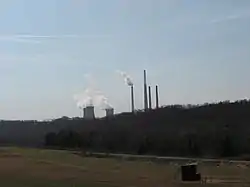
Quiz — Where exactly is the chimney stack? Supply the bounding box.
[156,85,159,109]
[131,85,135,113]
[144,70,148,111]
[148,86,152,109]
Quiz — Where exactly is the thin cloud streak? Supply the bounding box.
[0,36,41,44]
[0,34,110,43]
[13,34,109,39]
[211,13,250,24]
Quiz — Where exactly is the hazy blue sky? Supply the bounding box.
[0,0,250,120]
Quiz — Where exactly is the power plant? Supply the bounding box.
[143,70,159,110]
[156,85,159,109]
[83,105,95,120]
[105,108,114,117]
[78,70,160,119]
[131,85,135,113]
[148,86,152,109]
[144,70,148,111]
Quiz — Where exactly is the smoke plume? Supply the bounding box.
[117,70,133,86]
[95,94,113,110]
[74,88,94,108]
[74,88,113,109]
[74,75,113,109]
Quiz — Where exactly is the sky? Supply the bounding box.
[0,0,250,120]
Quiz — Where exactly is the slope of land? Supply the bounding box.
[0,147,250,187]
[1,100,250,158]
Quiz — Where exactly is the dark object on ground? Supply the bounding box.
[181,163,201,181]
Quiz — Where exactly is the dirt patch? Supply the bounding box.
[204,177,249,185]
[0,153,22,158]
[0,157,27,173]
[1,152,250,187]
[0,156,171,187]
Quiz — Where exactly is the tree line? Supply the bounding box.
[40,99,250,159]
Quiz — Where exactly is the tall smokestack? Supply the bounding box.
[144,70,148,111]
[131,85,135,113]
[148,86,152,109]
[156,85,159,109]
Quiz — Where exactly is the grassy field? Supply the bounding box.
[0,147,250,187]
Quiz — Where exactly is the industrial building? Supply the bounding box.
[80,70,160,119]
[83,105,95,120]
[105,108,114,117]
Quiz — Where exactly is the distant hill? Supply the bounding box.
[1,99,250,158]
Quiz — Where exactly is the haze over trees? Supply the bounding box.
[1,99,250,158]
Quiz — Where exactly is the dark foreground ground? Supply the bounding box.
[0,147,250,187]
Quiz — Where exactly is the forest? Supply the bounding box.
[1,99,250,159]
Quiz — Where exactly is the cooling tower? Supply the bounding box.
[105,108,114,117]
[83,106,95,120]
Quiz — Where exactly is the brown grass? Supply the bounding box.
[0,147,250,187]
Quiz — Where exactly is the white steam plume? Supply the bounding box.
[117,70,133,86]
[74,88,113,109]
[95,93,113,110]
[74,88,94,108]
[74,75,113,109]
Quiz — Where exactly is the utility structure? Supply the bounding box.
[156,85,159,109]
[148,86,152,109]
[105,108,114,117]
[144,70,148,111]
[130,85,135,113]
[83,105,95,120]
